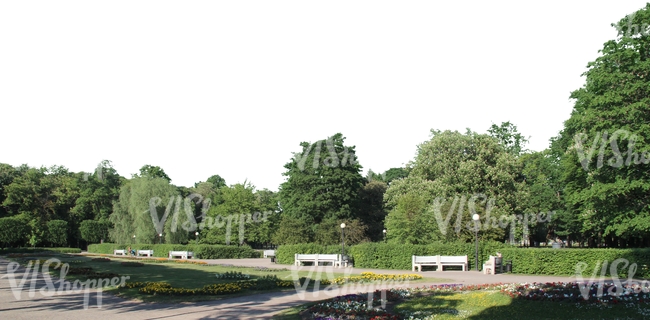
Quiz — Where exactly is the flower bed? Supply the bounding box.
[121,262,144,267]
[499,281,650,304]
[331,272,422,285]
[308,290,410,320]
[215,271,250,279]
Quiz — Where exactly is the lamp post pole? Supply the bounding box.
[159,233,162,244]
[195,231,199,244]
[340,223,346,259]
[132,235,135,244]
[383,229,387,243]
[472,214,480,271]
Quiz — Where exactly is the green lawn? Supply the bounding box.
[6,253,445,303]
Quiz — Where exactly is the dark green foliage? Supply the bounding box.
[553,4,650,247]
[79,220,111,244]
[279,133,365,224]
[46,219,68,247]
[0,216,30,247]
[0,247,81,254]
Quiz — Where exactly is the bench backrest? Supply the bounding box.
[169,251,192,255]
[439,255,467,263]
[115,249,125,252]
[295,254,339,260]
[413,256,438,263]
[264,250,275,255]
[296,254,318,260]
[138,250,153,253]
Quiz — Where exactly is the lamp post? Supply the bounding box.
[383,229,387,243]
[195,231,199,244]
[132,234,135,244]
[159,233,162,244]
[472,214,480,271]
[340,223,346,261]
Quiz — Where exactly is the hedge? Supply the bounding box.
[499,247,650,278]
[277,242,650,278]
[87,243,260,259]
[0,247,82,254]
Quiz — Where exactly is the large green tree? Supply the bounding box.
[109,176,183,244]
[554,4,650,247]
[384,130,525,244]
[279,133,366,225]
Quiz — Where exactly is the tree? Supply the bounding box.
[206,175,227,188]
[383,130,524,244]
[134,165,171,182]
[487,121,529,156]
[47,219,68,247]
[271,215,314,245]
[202,182,259,245]
[2,165,80,246]
[109,177,182,244]
[0,163,20,218]
[79,220,111,244]
[554,5,650,247]
[356,180,388,241]
[279,133,366,224]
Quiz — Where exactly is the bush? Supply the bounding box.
[0,247,81,254]
[498,247,650,278]
[87,243,260,259]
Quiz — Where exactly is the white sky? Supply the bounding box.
[1,1,648,192]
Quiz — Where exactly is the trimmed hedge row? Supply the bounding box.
[87,243,260,259]
[277,242,650,278]
[0,247,82,254]
[276,241,512,269]
[499,247,650,278]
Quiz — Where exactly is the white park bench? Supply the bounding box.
[294,253,341,267]
[412,255,439,272]
[264,250,276,258]
[113,249,126,256]
[412,255,468,271]
[438,255,468,271]
[137,249,154,257]
[168,251,193,259]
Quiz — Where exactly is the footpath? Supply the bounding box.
[0,256,602,320]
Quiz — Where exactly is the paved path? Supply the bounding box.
[0,255,611,319]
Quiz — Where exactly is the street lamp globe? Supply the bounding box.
[340,223,346,229]
[472,214,480,221]
[195,231,199,236]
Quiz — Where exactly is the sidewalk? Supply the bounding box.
[0,256,611,319]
